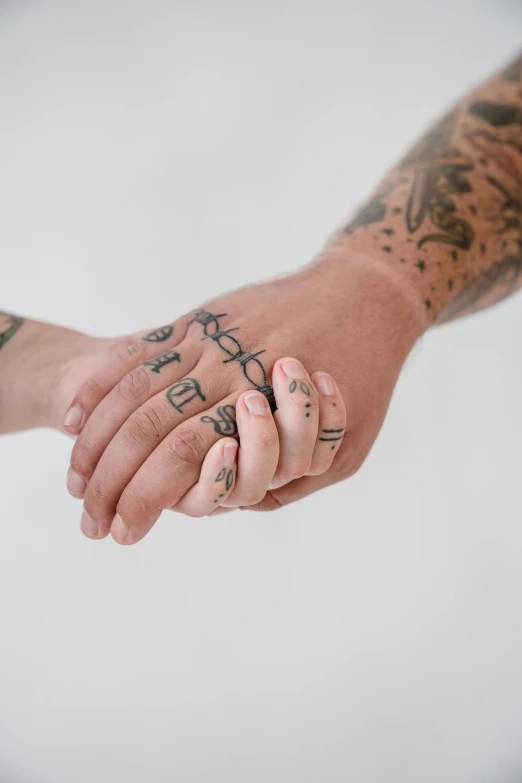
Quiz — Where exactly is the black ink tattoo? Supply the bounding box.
[142,325,174,343]
[469,101,522,128]
[405,159,475,250]
[226,470,234,491]
[502,56,522,83]
[440,250,522,322]
[399,109,475,250]
[344,186,391,234]
[289,380,311,396]
[213,467,234,503]
[166,377,206,412]
[289,380,312,417]
[319,428,345,442]
[0,312,24,350]
[485,175,522,235]
[201,405,237,436]
[143,349,181,374]
[189,309,275,409]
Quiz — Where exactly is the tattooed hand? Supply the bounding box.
[7,52,522,544]
[64,256,422,544]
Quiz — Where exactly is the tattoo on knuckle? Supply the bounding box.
[201,405,237,436]
[142,325,174,343]
[189,309,275,411]
[212,467,235,504]
[319,427,346,451]
[166,377,205,413]
[143,349,181,374]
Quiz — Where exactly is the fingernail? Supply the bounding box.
[224,441,238,465]
[80,510,98,539]
[111,514,129,544]
[64,405,83,430]
[67,468,86,498]
[313,373,335,396]
[244,392,269,415]
[282,358,304,379]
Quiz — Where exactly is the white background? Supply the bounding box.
[1,1,522,781]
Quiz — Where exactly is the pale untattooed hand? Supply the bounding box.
[63,254,423,545]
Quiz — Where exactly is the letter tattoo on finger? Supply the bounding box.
[200,405,237,436]
[142,325,174,343]
[166,377,206,413]
[143,349,181,374]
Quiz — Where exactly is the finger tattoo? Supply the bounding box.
[143,349,181,374]
[142,325,174,343]
[189,309,276,410]
[200,405,237,436]
[166,377,206,412]
[213,466,235,503]
[319,427,345,449]
[0,312,25,350]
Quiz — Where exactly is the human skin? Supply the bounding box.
[1,51,521,543]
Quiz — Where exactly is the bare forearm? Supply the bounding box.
[0,313,97,433]
[327,51,522,325]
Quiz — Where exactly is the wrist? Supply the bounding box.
[0,318,97,433]
[305,235,428,357]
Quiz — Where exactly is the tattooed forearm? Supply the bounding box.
[143,325,174,343]
[143,349,181,374]
[339,50,522,323]
[0,312,25,350]
[189,309,276,409]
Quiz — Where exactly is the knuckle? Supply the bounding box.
[240,491,266,508]
[130,406,164,443]
[118,485,148,519]
[165,427,206,467]
[78,376,104,403]
[345,454,364,478]
[279,456,312,482]
[183,507,206,519]
[70,435,95,473]
[256,430,278,450]
[116,367,151,402]
[306,460,329,477]
[340,446,364,478]
[110,336,146,364]
[85,476,111,507]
